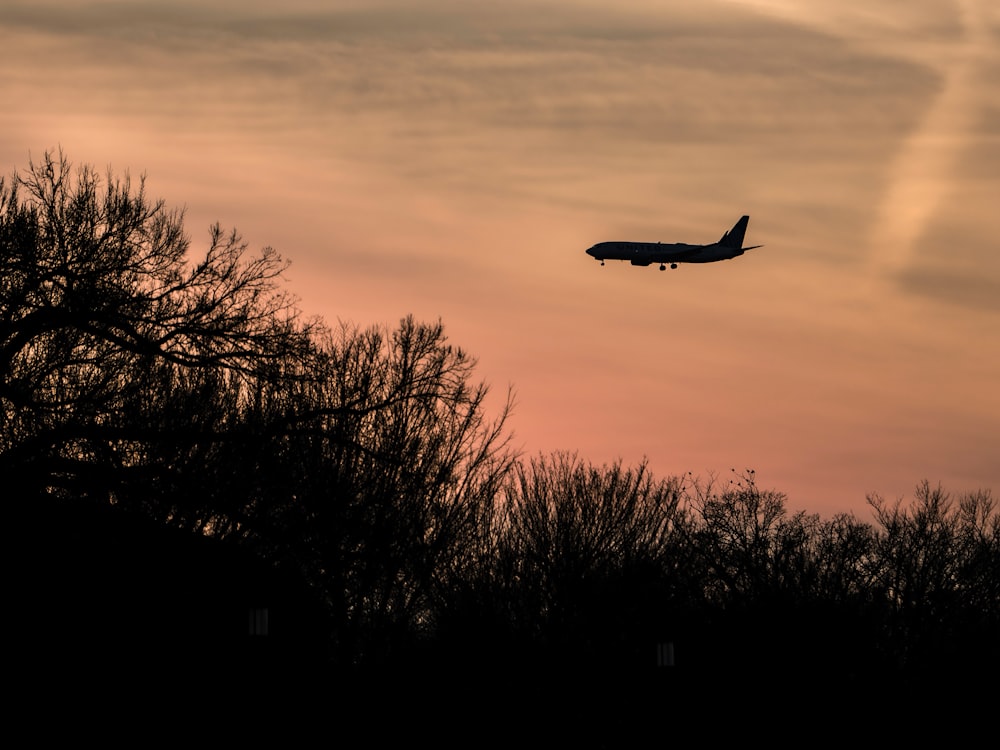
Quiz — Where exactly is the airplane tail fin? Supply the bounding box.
[718,215,750,249]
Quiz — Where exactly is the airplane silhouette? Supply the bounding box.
[586,215,761,271]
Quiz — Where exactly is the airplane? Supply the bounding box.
[585,215,762,271]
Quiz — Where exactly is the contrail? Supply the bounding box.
[867,0,990,287]
[725,0,992,291]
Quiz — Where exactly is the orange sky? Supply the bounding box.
[3,0,998,518]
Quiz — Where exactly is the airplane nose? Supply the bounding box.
[585,246,595,257]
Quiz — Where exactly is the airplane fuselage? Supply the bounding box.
[585,241,746,266]
[585,215,760,270]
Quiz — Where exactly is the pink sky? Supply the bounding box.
[3,0,998,518]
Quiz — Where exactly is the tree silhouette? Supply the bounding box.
[266,317,517,665]
[868,482,1000,675]
[491,452,689,669]
[0,148,316,505]
[2,149,522,669]
[5,149,997,708]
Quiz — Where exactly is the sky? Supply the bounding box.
[3,0,998,519]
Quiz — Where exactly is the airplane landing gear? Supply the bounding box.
[600,260,605,266]
[671,263,677,269]
[659,264,666,271]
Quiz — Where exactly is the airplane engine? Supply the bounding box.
[630,259,652,266]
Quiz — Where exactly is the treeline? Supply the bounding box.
[3,151,997,684]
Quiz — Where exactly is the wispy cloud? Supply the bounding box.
[728,0,999,302]
[867,0,996,292]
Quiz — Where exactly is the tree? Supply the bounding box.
[868,482,1000,674]
[258,317,517,665]
[0,149,317,504]
[684,469,852,674]
[2,150,520,670]
[495,452,689,667]
[688,469,791,602]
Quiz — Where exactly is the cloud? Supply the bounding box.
[865,0,997,290]
[0,0,965,257]
[897,266,1000,312]
[723,0,999,306]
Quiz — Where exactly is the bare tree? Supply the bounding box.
[0,149,317,502]
[868,482,1000,672]
[264,317,518,664]
[497,452,689,667]
[2,150,522,668]
[688,469,792,602]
